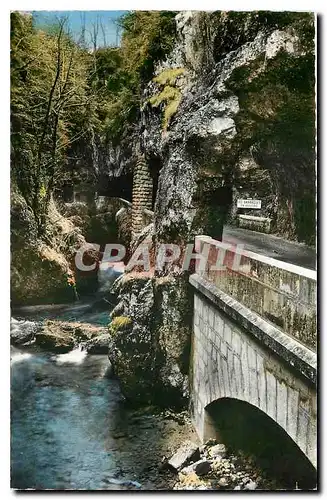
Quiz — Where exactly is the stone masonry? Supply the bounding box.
[131,153,153,238]
[189,273,317,468]
[194,235,317,350]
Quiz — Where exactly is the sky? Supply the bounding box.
[32,10,128,47]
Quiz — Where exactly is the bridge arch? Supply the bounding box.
[202,397,316,489]
[190,272,317,470]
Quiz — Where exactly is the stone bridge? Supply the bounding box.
[189,235,317,468]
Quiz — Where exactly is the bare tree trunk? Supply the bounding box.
[33,19,65,235]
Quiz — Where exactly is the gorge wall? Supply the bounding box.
[108,11,316,407]
[10,11,316,407]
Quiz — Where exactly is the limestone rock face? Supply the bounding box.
[62,196,125,247]
[143,11,315,245]
[107,11,316,408]
[108,276,155,403]
[11,191,86,305]
[108,274,192,407]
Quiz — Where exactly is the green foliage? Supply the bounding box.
[150,86,181,130]
[77,12,179,143]
[11,12,90,233]
[119,11,177,81]
[149,67,185,129]
[11,11,179,232]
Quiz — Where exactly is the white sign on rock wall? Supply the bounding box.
[237,199,262,209]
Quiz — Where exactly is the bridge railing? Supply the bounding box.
[194,235,317,352]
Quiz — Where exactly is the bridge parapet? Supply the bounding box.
[194,235,317,351]
[189,235,317,469]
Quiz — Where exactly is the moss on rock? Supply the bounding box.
[108,315,133,336]
[149,67,186,130]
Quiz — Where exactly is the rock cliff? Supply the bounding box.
[108,11,315,407]
[143,11,315,245]
[10,187,99,305]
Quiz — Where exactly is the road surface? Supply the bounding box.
[222,225,316,271]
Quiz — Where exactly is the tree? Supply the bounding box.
[11,12,90,235]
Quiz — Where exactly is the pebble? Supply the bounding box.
[171,439,282,490]
[218,477,230,488]
[244,480,257,490]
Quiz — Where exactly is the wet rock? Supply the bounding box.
[244,480,257,490]
[85,333,111,354]
[181,459,212,476]
[35,331,75,353]
[35,320,106,353]
[10,318,40,345]
[104,362,113,378]
[208,443,227,459]
[168,441,200,471]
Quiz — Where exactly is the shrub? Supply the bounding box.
[153,67,185,86]
[109,315,132,336]
[149,67,185,129]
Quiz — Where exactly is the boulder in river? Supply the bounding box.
[168,441,200,471]
[34,320,106,353]
[85,334,112,354]
[10,318,41,345]
[35,330,75,353]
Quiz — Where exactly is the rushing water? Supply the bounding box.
[10,311,197,491]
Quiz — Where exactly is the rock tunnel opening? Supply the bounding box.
[97,173,133,201]
[204,397,316,490]
[193,182,233,242]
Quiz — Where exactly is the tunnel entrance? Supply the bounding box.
[192,177,233,242]
[204,398,317,490]
[97,173,133,201]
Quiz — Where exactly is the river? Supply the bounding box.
[10,302,316,491]
[10,306,198,491]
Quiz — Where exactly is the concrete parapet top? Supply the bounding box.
[189,273,317,385]
[195,235,316,280]
[238,214,272,222]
